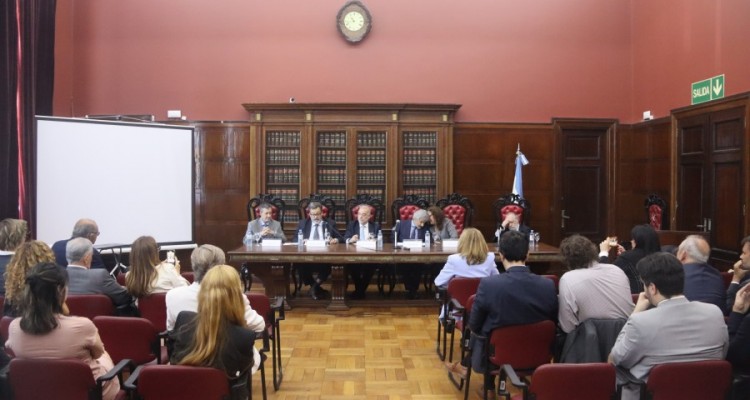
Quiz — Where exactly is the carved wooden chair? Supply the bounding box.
[645,193,668,231]
[492,193,530,228]
[247,193,286,223]
[436,192,474,236]
[297,193,337,222]
[345,194,385,226]
[391,194,430,225]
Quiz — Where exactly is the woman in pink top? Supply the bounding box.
[6,262,120,400]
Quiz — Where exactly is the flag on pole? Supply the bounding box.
[511,144,529,198]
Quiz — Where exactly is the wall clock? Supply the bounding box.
[337,1,372,44]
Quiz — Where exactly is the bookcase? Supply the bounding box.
[243,103,460,230]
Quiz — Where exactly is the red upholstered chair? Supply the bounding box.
[463,319,556,400]
[247,193,286,223]
[542,274,559,293]
[720,271,733,290]
[66,294,115,319]
[438,277,482,363]
[116,272,126,286]
[345,194,385,226]
[446,294,477,390]
[297,193,337,222]
[93,316,165,366]
[492,193,531,228]
[247,292,285,392]
[643,360,732,400]
[10,358,130,400]
[391,194,430,225]
[645,193,668,231]
[124,365,230,400]
[436,193,475,235]
[181,271,195,284]
[138,292,168,333]
[504,362,617,400]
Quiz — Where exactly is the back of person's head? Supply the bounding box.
[427,206,445,229]
[636,252,684,298]
[5,241,56,305]
[498,230,528,263]
[65,237,93,265]
[457,228,489,265]
[677,235,710,263]
[559,234,598,270]
[631,224,661,253]
[71,218,98,239]
[179,265,246,367]
[20,262,68,335]
[126,236,160,298]
[0,218,28,251]
[190,244,226,283]
[412,209,428,223]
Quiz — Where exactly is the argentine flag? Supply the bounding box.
[511,144,529,198]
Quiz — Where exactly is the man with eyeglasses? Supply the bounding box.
[52,218,108,270]
[296,202,343,300]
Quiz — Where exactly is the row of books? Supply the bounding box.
[407,188,437,204]
[357,150,386,165]
[356,132,387,147]
[267,168,300,184]
[317,149,347,164]
[403,169,437,185]
[317,131,347,147]
[403,131,437,147]
[266,189,299,204]
[317,168,347,184]
[357,169,386,184]
[403,149,436,165]
[317,189,347,204]
[266,131,301,147]
[266,148,299,164]
[356,188,385,199]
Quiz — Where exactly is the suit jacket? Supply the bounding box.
[244,218,286,243]
[728,310,750,373]
[683,262,726,314]
[344,220,380,241]
[66,265,133,307]
[395,220,432,243]
[295,218,344,242]
[52,239,108,270]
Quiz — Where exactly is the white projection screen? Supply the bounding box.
[36,117,194,247]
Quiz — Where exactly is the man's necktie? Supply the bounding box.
[410,225,417,239]
[360,225,367,239]
[312,224,320,240]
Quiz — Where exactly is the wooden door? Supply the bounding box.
[556,122,611,242]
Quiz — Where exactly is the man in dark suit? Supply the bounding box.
[65,237,134,310]
[52,218,109,270]
[344,205,381,299]
[677,235,726,313]
[296,201,344,299]
[497,211,531,238]
[395,209,432,299]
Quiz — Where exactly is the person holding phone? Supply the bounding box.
[125,236,188,298]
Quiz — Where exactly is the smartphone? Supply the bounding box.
[166,250,176,264]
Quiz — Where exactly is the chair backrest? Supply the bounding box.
[528,363,616,400]
[10,358,98,400]
[436,193,474,235]
[66,294,115,320]
[446,277,482,309]
[492,193,530,226]
[138,292,168,332]
[391,194,430,225]
[298,193,336,221]
[720,271,733,290]
[646,360,732,400]
[181,271,195,284]
[247,193,286,222]
[246,292,272,329]
[135,365,230,400]
[0,316,14,344]
[94,316,160,365]
[488,320,556,371]
[345,194,385,225]
[645,193,668,231]
[541,274,559,293]
[116,272,127,286]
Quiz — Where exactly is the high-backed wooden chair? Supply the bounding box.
[492,193,530,228]
[436,193,474,236]
[297,193,337,222]
[247,194,286,223]
[345,194,385,226]
[645,193,668,231]
[391,194,430,225]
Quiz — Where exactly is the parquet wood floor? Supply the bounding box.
[248,306,514,400]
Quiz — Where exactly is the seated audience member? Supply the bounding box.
[243,202,286,244]
[434,227,498,288]
[677,235,726,313]
[3,241,56,316]
[395,209,432,299]
[65,237,134,312]
[446,231,557,381]
[496,211,531,238]
[609,253,728,400]
[728,283,750,372]
[125,236,188,298]
[727,236,750,313]
[51,218,108,270]
[427,206,458,242]
[0,218,28,296]
[295,202,344,300]
[558,235,633,334]
[599,224,661,294]
[344,205,381,299]
[171,265,260,399]
[6,263,120,400]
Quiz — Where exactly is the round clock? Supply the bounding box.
[336,1,372,44]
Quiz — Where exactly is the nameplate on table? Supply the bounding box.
[261,239,282,247]
[441,239,458,251]
[356,240,376,250]
[402,239,424,250]
[305,240,327,248]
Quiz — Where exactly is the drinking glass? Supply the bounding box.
[533,231,541,245]
[253,233,261,244]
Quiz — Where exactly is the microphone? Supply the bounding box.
[394,220,400,247]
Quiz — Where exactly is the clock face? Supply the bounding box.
[337,1,372,43]
[344,11,365,32]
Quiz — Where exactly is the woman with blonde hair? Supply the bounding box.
[171,265,258,400]
[4,240,56,316]
[125,236,188,298]
[434,227,499,288]
[0,218,28,296]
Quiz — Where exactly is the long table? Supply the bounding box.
[228,242,561,311]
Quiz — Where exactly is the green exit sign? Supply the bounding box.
[691,74,725,105]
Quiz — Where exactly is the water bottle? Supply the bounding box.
[424,230,431,247]
[529,230,536,247]
[297,229,304,249]
[376,230,383,250]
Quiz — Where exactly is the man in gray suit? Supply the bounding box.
[66,237,133,309]
[609,252,728,400]
[243,202,286,244]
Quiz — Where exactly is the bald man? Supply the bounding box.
[677,235,726,314]
[52,218,108,270]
